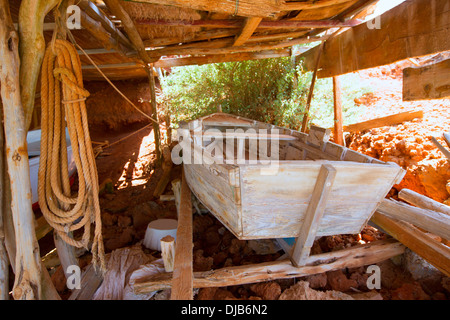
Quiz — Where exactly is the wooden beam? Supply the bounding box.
[144,29,237,48]
[77,0,133,49]
[103,0,160,64]
[147,35,326,57]
[233,17,262,47]
[333,76,344,146]
[371,212,450,276]
[403,58,450,101]
[398,189,450,216]
[132,239,405,293]
[283,0,355,11]
[121,0,283,18]
[171,170,193,300]
[291,164,337,267]
[431,136,450,160]
[342,110,424,133]
[379,199,450,241]
[300,0,450,78]
[153,49,292,68]
[80,10,132,56]
[136,18,362,29]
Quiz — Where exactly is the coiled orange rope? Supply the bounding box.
[39,39,105,272]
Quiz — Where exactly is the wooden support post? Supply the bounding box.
[301,41,325,133]
[103,0,162,163]
[371,211,450,276]
[171,170,193,300]
[332,76,344,146]
[146,66,162,164]
[431,136,450,160]
[291,164,337,267]
[0,0,58,299]
[398,189,450,216]
[171,179,181,218]
[153,145,172,197]
[160,235,175,273]
[0,102,9,300]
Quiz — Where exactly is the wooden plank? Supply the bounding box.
[171,170,193,300]
[154,49,291,68]
[124,0,282,18]
[283,0,354,11]
[239,161,403,239]
[342,110,424,133]
[132,239,405,293]
[403,58,450,101]
[333,76,344,146]
[300,0,450,78]
[379,199,450,241]
[233,17,262,47]
[398,188,450,216]
[291,164,337,267]
[371,212,450,276]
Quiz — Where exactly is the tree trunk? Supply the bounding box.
[18,0,60,131]
[0,0,55,299]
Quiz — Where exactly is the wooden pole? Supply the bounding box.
[0,0,54,299]
[103,0,162,163]
[0,101,9,300]
[171,170,193,300]
[332,76,344,146]
[301,41,325,132]
[398,189,450,216]
[132,239,405,293]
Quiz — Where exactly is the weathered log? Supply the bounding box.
[18,0,59,131]
[133,239,405,293]
[379,199,450,241]
[398,189,450,216]
[0,101,8,300]
[371,212,450,276]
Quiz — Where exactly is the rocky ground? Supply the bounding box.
[43,60,450,300]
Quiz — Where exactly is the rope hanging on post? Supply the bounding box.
[39,39,105,272]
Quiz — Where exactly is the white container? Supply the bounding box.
[143,219,178,251]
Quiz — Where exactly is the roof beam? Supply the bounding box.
[118,0,282,18]
[283,0,355,11]
[233,17,262,47]
[146,35,327,57]
[78,0,133,50]
[135,18,362,29]
[103,0,160,64]
[299,0,450,78]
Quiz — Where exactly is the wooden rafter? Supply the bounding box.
[233,17,262,47]
[135,18,362,29]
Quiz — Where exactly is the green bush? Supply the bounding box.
[160,55,372,130]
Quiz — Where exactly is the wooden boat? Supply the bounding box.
[182,113,406,240]
[27,128,76,207]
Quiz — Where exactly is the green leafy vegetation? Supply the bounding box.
[159,56,372,130]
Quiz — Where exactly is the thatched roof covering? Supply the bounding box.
[8,0,379,81]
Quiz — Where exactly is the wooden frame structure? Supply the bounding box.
[0,0,449,300]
